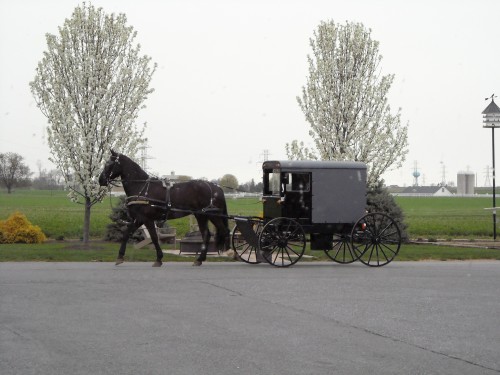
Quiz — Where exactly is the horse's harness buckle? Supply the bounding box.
[160,178,172,208]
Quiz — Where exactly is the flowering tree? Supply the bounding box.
[30,3,156,243]
[287,21,408,186]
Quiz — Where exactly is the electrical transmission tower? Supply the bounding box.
[484,165,492,187]
[138,143,153,171]
[259,149,270,162]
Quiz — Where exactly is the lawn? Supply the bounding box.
[1,189,499,262]
[3,190,495,240]
[1,241,498,262]
[395,196,494,238]
[0,189,264,239]
[0,190,114,239]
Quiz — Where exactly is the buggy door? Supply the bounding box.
[282,172,312,224]
[262,168,284,220]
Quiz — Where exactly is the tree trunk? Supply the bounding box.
[83,196,91,244]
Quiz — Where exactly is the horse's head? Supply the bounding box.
[98,150,123,186]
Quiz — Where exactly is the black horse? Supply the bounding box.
[98,150,230,267]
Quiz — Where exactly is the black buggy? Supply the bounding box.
[231,160,402,267]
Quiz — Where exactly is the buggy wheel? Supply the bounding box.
[324,234,361,264]
[231,222,262,264]
[259,217,306,267]
[351,212,401,267]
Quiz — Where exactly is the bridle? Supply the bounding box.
[104,154,122,187]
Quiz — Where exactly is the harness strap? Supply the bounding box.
[127,200,150,206]
[164,179,172,207]
[124,180,220,214]
[202,180,216,208]
[126,195,167,207]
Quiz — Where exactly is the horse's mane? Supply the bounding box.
[119,153,149,180]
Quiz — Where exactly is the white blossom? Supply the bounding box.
[288,21,408,186]
[30,3,156,242]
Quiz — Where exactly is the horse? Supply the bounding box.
[98,150,230,267]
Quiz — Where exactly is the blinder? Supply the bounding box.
[104,154,121,185]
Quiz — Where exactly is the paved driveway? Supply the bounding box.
[1,261,499,375]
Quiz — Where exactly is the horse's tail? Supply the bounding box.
[215,194,230,251]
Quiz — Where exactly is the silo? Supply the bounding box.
[457,171,475,195]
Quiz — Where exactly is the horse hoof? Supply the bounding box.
[152,261,162,267]
[192,260,202,266]
[115,258,124,266]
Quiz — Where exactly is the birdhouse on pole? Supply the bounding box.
[482,94,500,240]
[482,96,500,128]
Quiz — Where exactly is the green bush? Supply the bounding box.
[103,196,144,242]
[367,182,409,242]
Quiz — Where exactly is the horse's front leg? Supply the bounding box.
[116,221,140,265]
[144,221,164,267]
[193,216,210,266]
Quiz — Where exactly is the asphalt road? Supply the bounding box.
[1,261,499,375]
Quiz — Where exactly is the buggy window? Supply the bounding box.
[263,169,282,196]
[286,173,310,192]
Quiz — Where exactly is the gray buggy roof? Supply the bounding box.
[262,160,366,171]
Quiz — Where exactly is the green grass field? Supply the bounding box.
[0,189,264,239]
[0,190,114,239]
[395,196,494,238]
[1,189,500,262]
[0,189,496,240]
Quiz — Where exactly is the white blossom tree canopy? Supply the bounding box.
[288,20,408,186]
[30,3,156,242]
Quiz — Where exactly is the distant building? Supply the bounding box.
[162,171,181,182]
[395,186,453,197]
[160,171,197,183]
[386,185,407,195]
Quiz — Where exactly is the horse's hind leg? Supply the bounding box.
[144,221,164,267]
[116,221,140,265]
[193,215,210,266]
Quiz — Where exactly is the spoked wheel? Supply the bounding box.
[231,222,263,264]
[351,212,402,267]
[259,217,306,267]
[324,234,361,264]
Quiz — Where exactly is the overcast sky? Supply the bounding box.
[1,0,500,187]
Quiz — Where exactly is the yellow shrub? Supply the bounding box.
[0,212,47,244]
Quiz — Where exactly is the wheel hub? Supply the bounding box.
[277,238,288,247]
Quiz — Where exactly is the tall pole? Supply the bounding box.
[482,96,500,239]
[493,127,497,240]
